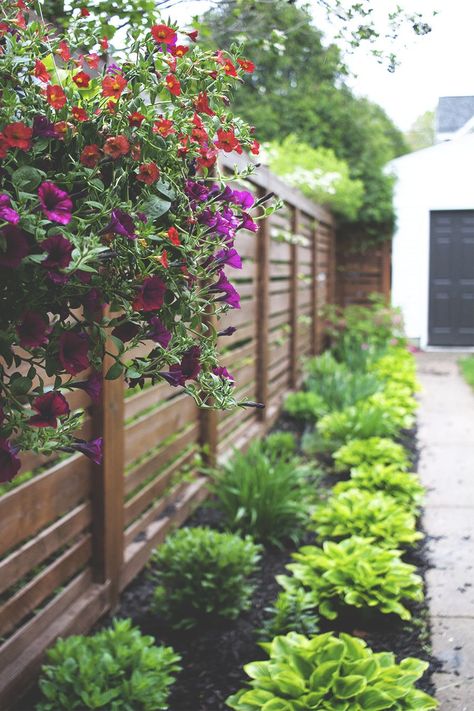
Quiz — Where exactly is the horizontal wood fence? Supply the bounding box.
[0,156,335,709]
[335,236,391,307]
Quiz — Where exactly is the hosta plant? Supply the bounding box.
[304,352,381,412]
[284,390,326,422]
[151,527,261,628]
[334,464,425,513]
[262,431,297,460]
[310,488,423,548]
[0,1,273,477]
[280,536,424,621]
[226,631,438,710]
[259,587,320,640]
[365,389,416,431]
[369,348,419,393]
[333,437,410,473]
[37,618,181,711]
[210,439,315,546]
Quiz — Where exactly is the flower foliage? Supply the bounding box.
[0,1,269,476]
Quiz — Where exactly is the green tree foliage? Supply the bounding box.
[404,110,436,151]
[200,0,409,245]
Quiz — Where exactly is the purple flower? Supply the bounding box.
[58,331,90,375]
[0,226,29,268]
[185,180,209,202]
[212,366,235,383]
[214,248,242,270]
[218,326,236,337]
[211,270,241,309]
[162,345,201,386]
[231,190,254,209]
[72,372,102,404]
[133,276,166,312]
[106,63,123,75]
[16,311,51,348]
[105,209,137,240]
[0,439,21,483]
[112,321,140,343]
[71,437,103,464]
[0,194,20,224]
[40,234,73,270]
[82,288,105,315]
[32,115,59,139]
[29,391,70,428]
[148,316,171,348]
[240,212,258,233]
[38,182,73,225]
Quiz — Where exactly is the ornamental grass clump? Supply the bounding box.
[226,631,438,710]
[279,536,423,621]
[333,437,411,472]
[151,527,261,629]
[259,587,320,639]
[0,1,273,478]
[37,618,181,711]
[211,439,315,546]
[310,488,423,548]
[334,463,425,513]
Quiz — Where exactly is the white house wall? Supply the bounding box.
[390,135,474,348]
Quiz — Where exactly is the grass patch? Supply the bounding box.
[459,355,474,390]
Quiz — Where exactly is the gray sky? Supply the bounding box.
[166,0,474,131]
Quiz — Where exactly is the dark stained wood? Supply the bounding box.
[289,207,300,388]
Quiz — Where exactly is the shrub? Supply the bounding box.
[369,347,419,393]
[37,618,181,711]
[334,463,425,512]
[284,391,326,421]
[226,631,438,710]
[310,488,423,548]
[211,440,314,546]
[262,431,297,460]
[281,536,423,621]
[333,437,410,472]
[151,527,261,629]
[259,587,320,639]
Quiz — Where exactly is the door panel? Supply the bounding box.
[429,210,474,345]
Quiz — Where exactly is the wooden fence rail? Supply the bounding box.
[0,157,335,708]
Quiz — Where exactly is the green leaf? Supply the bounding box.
[10,376,33,396]
[141,195,171,220]
[105,362,124,380]
[333,675,367,699]
[154,179,176,201]
[356,687,393,710]
[12,166,43,191]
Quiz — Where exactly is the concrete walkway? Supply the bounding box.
[416,352,474,710]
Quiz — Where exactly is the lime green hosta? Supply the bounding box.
[226,631,438,710]
[333,437,411,472]
[281,537,423,621]
[370,348,420,393]
[334,464,425,513]
[310,488,423,548]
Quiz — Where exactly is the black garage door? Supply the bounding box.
[429,210,474,346]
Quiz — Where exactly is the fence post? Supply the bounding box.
[90,331,125,609]
[255,190,270,421]
[199,312,219,467]
[381,238,392,301]
[311,221,319,355]
[289,207,300,388]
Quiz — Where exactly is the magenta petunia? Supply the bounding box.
[132,276,166,312]
[0,194,20,225]
[29,391,70,428]
[240,212,258,233]
[161,345,201,387]
[211,270,241,309]
[105,209,137,240]
[0,225,29,268]
[71,437,103,464]
[218,326,237,337]
[32,115,59,139]
[214,248,242,270]
[72,371,102,404]
[38,182,73,224]
[148,316,171,348]
[0,438,21,483]
[58,331,90,375]
[230,190,254,209]
[40,234,74,270]
[16,311,51,348]
[212,366,235,383]
[112,320,140,343]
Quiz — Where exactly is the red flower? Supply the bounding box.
[34,59,50,83]
[29,391,70,428]
[250,139,260,155]
[47,84,67,110]
[186,30,198,42]
[80,144,101,167]
[136,162,160,185]
[0,439,21,483]
[195,91,215,116]
[17,311,51,348]
[151,24,177,46]
[128,111,145,127]
[54,121,73,138]
[153,117,175,137]
[237,58,255,73]
[160,250,169,268]
[0,134,9,159]
[72,71,91,88]
[100,37,109,51]
[197,146,217,169]
[131,144,141,161]
[167,227,181,246]
[101,74,127,99]
[132,275,166,312]
[215,128,241,153]
[80,6,90,17]
[3,122,32,150]
[103,135,130,159]
[72,106,88,122]
[56,40,71,61]
[165,74,181,96]
[84,52,100,69]
[58,331,90,375]
[170,45,189,58]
